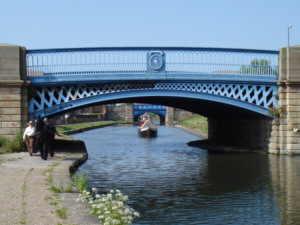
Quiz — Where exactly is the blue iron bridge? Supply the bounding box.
[26,47,279,119]
[133,104,166,118]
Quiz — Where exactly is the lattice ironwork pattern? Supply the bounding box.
[29,82,278,115]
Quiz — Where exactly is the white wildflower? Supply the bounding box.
[110,189,114,193]
[92,187,98,192]
[133,212,140,217]
[124,208,131,215]
[107,194,113,200]
[117,201,124,207]
[112,219,120,224]
[95,194,101,199]
[122,195,129,201]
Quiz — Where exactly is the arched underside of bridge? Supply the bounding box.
[29,89,273,152]
[30,89,271,120]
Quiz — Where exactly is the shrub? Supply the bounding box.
[0,133,27,154]
[72,172,89,193]
[5,133,27,153]
[77,188,140,225]
[0,135,7,148]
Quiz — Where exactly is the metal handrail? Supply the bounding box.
[26,47,279,77]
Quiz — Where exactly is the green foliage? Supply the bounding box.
[56,120,123,134]
[77,189,140,224]
[268,106,281,118]
[0,133,27,154]
[72,172,88,193]
[176,115,208,133]
[0,136,7,148]
[240,59,277,75]
[49,185,61,194]
[56,207,67,219]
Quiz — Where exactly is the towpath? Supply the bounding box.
[0,138,99,225]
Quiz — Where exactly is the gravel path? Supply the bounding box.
[0,140,99,225]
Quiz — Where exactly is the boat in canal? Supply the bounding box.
[138,120,157,137]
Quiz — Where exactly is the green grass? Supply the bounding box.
[176,115,208,133]
[56,207,67,219]
[50,162,60,167]
[72,172,88,193]
[0,133,27,154]
[56,120,125,134]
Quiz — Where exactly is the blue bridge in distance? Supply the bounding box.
[26,47,279,120]
[133,104,166,118]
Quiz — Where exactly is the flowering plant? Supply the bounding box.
[77,188,140,225]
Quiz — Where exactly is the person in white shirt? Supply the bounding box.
[23,121,36,156]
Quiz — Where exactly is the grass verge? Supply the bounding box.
[175,115,208,134]
[56,120,126,134]
[0,133,27,154]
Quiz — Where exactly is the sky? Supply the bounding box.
[1,0,299,51]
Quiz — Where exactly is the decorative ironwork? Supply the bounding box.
[28,81,277,118]
[26,47,279,118]
[133,104,166,117]
[26,47,278,77]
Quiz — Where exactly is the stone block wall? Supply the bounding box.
[173,108,193,121]
[165,106,193,125]
[269,45,300,154]
[208,117,273,150]
[105,104,127,121]
[0,43,29,139]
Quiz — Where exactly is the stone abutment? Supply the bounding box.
[0,43,29,139]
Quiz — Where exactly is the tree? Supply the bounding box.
[240,59,277,75]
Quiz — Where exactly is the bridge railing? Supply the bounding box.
[133,104,166,110]
[26,47,279,77]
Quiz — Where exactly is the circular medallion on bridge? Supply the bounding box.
[149,54,163,70]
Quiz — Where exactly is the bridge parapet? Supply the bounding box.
[26,47,278,83]
[133,104,166,117]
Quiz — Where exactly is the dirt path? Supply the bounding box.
[0,139,99,225]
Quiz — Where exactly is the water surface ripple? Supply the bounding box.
[73,125,300,224]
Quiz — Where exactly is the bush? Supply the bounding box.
[0,133,27,154]
[77,188,140,225]
[0,135,7,148]
[72,172,89,193]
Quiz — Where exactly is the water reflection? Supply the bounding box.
[268,155,300,225]
[73,125,300,224]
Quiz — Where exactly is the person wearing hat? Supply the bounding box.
[23,120,36,156]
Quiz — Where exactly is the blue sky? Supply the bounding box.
[1,0,299,50]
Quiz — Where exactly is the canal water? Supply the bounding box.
[73,125,300,225]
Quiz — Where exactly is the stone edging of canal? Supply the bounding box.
[0,136,100,225]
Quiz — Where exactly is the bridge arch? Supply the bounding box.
[25,46,279,153]
[29,88,272,119]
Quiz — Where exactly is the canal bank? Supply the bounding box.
[0,137,99,225]
[0,121,213,224]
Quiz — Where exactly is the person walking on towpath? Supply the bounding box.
[23,120,36,156]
